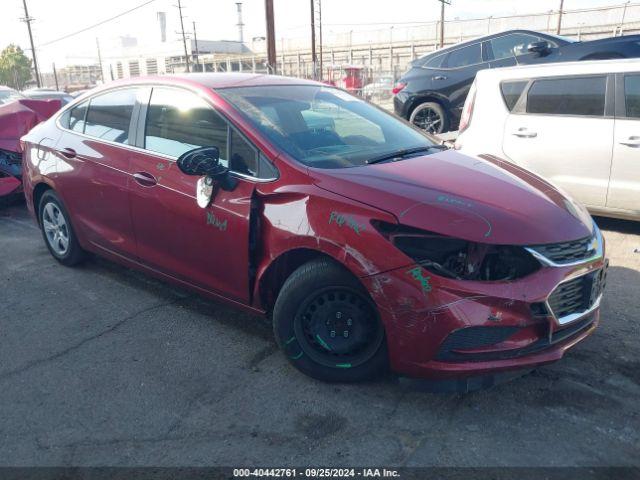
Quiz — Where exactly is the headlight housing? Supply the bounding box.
[374,222,540,281]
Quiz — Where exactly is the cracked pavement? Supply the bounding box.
[1,203,639,466]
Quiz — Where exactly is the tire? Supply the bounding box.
[273,259,388,382]
[38,190,85,266]
[409,101,449,134]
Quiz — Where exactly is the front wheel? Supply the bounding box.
[38,190,86,266]
[273,259,388,382]
[409,101,448,134]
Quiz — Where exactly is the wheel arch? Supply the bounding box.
[256,247,365,316]
[32,181,54,225]
[407,93,449,119]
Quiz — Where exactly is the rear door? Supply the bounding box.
[439,42,488,119]
[128,86,265,302]
[54,88,141,258]
[502,74,614,208]
[607,73,640,212]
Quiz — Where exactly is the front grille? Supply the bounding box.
[528,235,595,264]
[548,269,606,321]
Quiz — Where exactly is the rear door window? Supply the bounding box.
[423,53,446,69]
[527,76,607,116]
[84,89,138,143]
[444,43,482,68]
[68,101,88,133]
[500,81,528,111]
[624,74,640,118]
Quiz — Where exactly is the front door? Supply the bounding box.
[128,86,258,303]
[607,73,640,213]
[503,75,614,208]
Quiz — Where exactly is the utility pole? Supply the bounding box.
[193,21,200,72]
[177,0,190,72]
[265,0,276,74]
[318,0,323,80]
[96,38,104,83]
[310,0,317,79]
[52,63,59,91]
[437,0,451,49]
[21,0,41,87]
[557,0,565,35]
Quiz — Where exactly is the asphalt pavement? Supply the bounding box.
[1,202,639,466]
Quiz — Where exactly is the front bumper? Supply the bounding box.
[0,148,22,198]
[362,243,607,380]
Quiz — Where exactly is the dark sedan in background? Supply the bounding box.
[393,29,640,133]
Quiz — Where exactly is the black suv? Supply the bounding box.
[394,29,640,133]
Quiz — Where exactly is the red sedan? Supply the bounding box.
[21,74,607,386]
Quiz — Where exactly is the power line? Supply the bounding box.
[38,0,157,47]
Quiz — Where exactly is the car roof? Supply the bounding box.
[149,73,322,90]
[476,57,640,80]
[422,29,569,58]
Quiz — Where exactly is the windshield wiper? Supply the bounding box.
[366,145,447,165]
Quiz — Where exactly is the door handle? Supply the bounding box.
[512,128,537,138]
[60,147,77,159]
[132,172,158,187]
[433,75,448,81]
[619,136,640,147]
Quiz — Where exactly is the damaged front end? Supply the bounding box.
[361,220,607,380]
[373,221,540,282]
[0,148,23,198]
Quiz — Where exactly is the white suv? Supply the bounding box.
[455,59,640,221]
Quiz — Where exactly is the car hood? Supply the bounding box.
[310,150,594,245]
[579,33,640,47]
[0,98,62,152]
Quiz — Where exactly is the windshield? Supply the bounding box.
[0,88,25,105]
[217,85,436,169]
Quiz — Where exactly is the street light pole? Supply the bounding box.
[21,0,41,87]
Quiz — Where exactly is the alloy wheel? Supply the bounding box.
[412,106,443,134]
[42,202,70,256]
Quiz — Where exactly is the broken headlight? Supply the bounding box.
[375,222,540,281]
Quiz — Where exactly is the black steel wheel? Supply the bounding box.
[294,286,385,369]
[273,259,388,382]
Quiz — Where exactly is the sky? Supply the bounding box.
[0,0,628,73]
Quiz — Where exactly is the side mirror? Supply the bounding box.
[527,41,550,55]
[177,147,237,208]
[177,146,221,176]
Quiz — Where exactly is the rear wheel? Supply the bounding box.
[38,190,85,266]
[273,259,388,382]
[410,101,448,134]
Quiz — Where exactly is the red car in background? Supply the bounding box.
[0,87,61,201]
[21,74,607,388]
